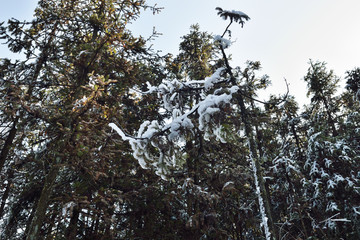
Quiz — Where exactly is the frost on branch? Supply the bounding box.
[110,68,239,179]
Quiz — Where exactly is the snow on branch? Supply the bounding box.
[215,7,250,27]
[141,67,227,114]
[109,68,239,179]
[144,67,226,94]
[214,35,232,49]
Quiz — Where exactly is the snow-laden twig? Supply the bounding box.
[319,213,340,223]
[353,207,360,215]
[331,218,351,222]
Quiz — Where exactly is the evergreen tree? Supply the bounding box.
[304,60,340,136]
[109,8,287,240]
[299,62,360,239]
[172,24,220,80]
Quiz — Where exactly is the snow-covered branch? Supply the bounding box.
[109,68,240,179]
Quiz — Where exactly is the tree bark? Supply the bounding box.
[0,169,14,218]
[220,43,276,239]
[65,207,80,239]
[323,97,338,137]
[0,117,18,173]
[26,166,59,240]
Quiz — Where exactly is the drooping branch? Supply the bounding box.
[109,81,239,174]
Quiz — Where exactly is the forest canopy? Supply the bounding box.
[0,1,359,240]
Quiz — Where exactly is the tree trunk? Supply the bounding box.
[220,44,276,239]
[26,166,59,240]
[65,207,80,239]
[0,169,14,218]
[0,117,18,173]
[290,123,305,161]
[323,97,338,137]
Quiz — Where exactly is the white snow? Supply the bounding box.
[145,81,157,93]
[327,179,336,189]
[214,35,232,49]
[331,218,351,222]
[213,125,227,143]
[230,10,249,18]
[326,202,339,212]
[222,181,234,190]
[62,201,76,217]
[109,123,133,141]
[333,174,345,183]
[353,207,360,215]
[219,9,249,20]
[109,66,239,182]
[204,67,225,90]
[324,158,332,168]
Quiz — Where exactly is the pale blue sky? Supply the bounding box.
[2,0,360,106]
[131,0,360,105]
[0,0,38,59]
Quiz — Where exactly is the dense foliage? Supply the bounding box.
[0,1,359,239]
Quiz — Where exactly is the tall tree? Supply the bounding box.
[0,0,163,239]
[304,60,340,136]
[172,23,220,80]
[298,62,360,239]
[109,7,288,240]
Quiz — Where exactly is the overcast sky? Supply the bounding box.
[2,0,360,106]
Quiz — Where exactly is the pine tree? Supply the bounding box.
[109,7,288,239]
[304,60,340,136]
[300,62,360,239]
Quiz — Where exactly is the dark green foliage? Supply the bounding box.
[166,24,220,80]
[346,68,360,93]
